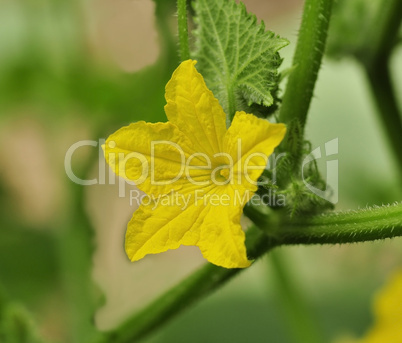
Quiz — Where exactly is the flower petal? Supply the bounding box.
[104,121,211,196]
[224,111,286,191]
[197,186,251,268]
[361,269,402,343]
[125,186,251,268]
[125,189,213,261]
[164,60,227,157]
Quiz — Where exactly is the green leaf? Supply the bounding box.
[192,0,289,118]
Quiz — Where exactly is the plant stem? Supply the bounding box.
[97,226,273,343]
[59,146,101,343]
[97,265,236,343]
[359,0,402,69]
[279,0,334,172]
[270,251,324,343]
[155,0,181,71]
[278,203,402,245]
[177,0,190,61]
[359,0,402,174]
[96,203,402,343]
[364,64,402,174]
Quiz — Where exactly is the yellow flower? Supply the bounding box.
[356,269,402,343]
[103,60,286,268]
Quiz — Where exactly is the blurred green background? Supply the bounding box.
[0,0,401,342]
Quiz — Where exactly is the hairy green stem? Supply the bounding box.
[365,64,402,174]
[177,0,190,61]
[359,0,402,174]
[279,0,334,171]
[155,0,181,71]
[359,0,402,68]
[96,203,402,342]
[97,226,273,343]
[278,203,402,245]
[59,147,101,343]
[97,265,237,343]
[270,251,324,343]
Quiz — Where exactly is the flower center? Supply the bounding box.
[218,166,231,181]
